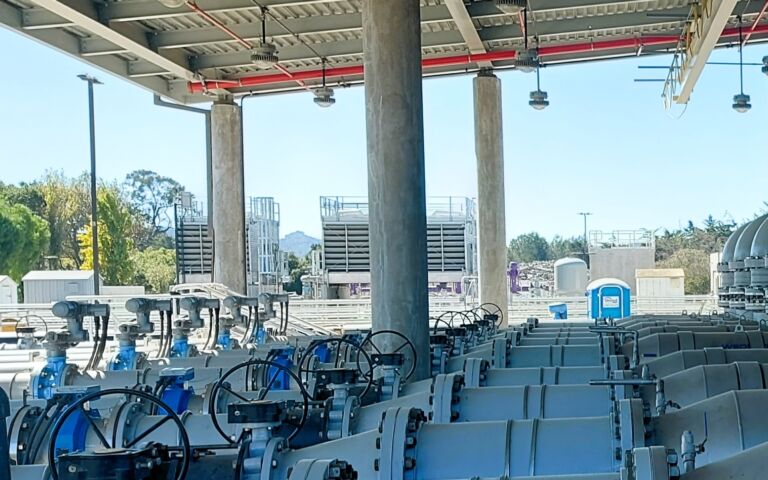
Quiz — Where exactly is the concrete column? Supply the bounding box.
[211,99,246,294]
[474,70,509,326]
[362,0,430,380]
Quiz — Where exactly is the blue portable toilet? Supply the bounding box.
[586,278,631,321]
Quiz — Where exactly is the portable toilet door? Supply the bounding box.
[587,278,631,321]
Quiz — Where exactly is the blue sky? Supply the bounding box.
[1,26,766,240]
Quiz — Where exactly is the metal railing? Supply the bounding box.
[0,292,719,335]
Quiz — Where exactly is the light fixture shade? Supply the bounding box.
[732,93,751,113]
[251,42,279,69]
[313,86,336,108]
[529,89,549,110]
[514,49,539,73]
[157,0,186,7]
[495,0,526,14]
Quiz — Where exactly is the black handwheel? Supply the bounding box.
[47,388,191,480]
[447,311,476,344]
[356,330,418,382]
[477,303,504,330]
[209,359,310,444]
[429,312,453,335]
[297,338,375,400]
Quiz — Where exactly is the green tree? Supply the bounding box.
[132,247,176,293]
[123,170,184,249]
[658,248,711,294]
[0,182,45,216]
[548,235,585,260]
[38,171,90,268]
[78,187,137,285]
[283,253,306,294]
[508,232,550,263]
[0,199,50,281]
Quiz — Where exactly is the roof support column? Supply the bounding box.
[211,99,246,294]
[474,69,509,326]
[363,0,430,380]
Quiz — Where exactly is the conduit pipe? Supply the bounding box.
[189,24,768,93]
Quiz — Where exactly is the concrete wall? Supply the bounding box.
[101,286,146,296]
[589,248,655,293]
[710,252,721,295]
[637,277,684,297]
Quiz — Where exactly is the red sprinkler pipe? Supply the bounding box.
[189,23,768,93]
[743,0,768,45]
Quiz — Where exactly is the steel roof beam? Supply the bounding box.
[26,0,689,27]
[80,5,453,54]
[0,1,195,103]
[444,0,491,67]
[130,32,469,77]
[107,0,361,23]
[127,7,707,76]
[27,0,197,81]
[128,30,466,77]
[673,0,740,104]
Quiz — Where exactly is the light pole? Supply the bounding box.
[577,212,592,258]
[78,74,102,295]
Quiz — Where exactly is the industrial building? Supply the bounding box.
[174,195,287,295]
[2,0,768,479]
[315,196,477,299]
[589,230,656,293]
[21,270,101,304]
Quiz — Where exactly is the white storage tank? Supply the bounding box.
[0,276,18,304]
[554,258,588,296]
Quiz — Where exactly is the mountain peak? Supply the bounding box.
[280,231,320,257]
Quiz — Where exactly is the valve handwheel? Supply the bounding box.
[356,329,418,382]
[477,302,504,330]
[297,338,375,400]
[47,388,191,480]
[209,359,310,444]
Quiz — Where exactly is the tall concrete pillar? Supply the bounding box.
[474,70,509,326]
[362,0,430,380]
[211,99,246,294]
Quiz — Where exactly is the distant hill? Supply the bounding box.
[280,231,320,257]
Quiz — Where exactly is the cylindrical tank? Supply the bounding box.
[747,217,768,314]
[729,215,768,311]
[719,222,749,307]
[554,257,588,296]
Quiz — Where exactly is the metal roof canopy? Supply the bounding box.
[2,0,768,104]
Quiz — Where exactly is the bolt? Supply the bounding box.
[271,460,278,468]
[234,410,241,416]
[404,457,416,470]
[67,465,77,473]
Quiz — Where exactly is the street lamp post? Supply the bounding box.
[78,74,102,295]
[577,212,592,260]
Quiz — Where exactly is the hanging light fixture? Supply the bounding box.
[732,18,751,113]
[495,0,526,14]
[529,62,549,110]
[762,56,768,76]
[313,59,336,108]
[251,8,279,69]
[157,0,185,7]
[514,8,538,73]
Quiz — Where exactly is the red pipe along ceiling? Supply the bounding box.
[188,24,768,93]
